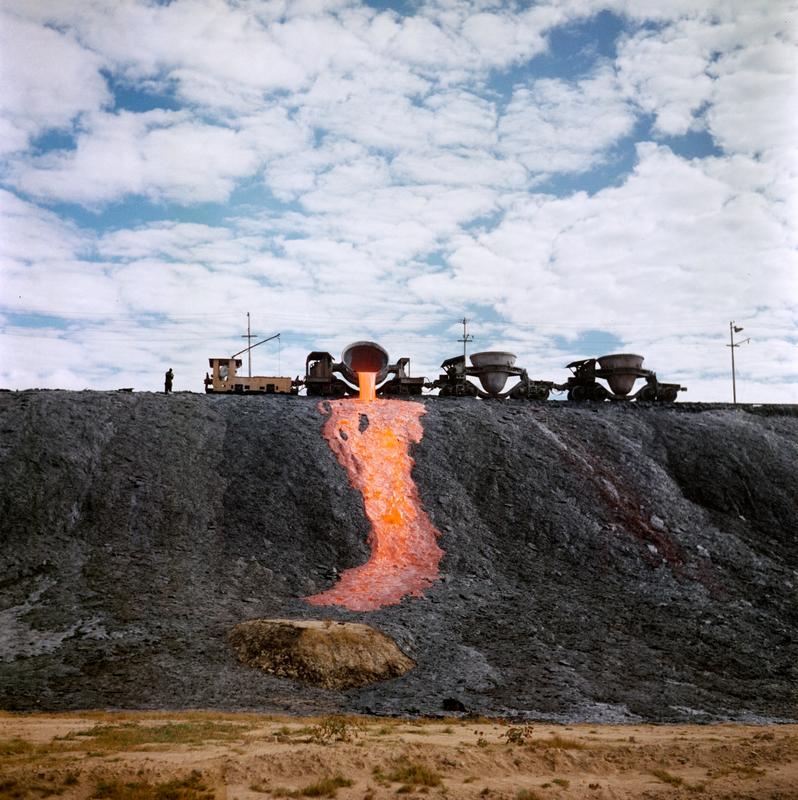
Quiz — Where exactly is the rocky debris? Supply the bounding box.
[229,618,415,689]
[0,390,796,721]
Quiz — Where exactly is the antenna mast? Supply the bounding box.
[241,312,258,378]
[458,317,474,362]
[726,321,750,405]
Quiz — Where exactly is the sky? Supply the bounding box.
[0,0,796,401]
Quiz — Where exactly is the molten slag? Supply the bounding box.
[306,397,443,611]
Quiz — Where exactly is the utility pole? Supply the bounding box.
[726,321,750,405]
[241,312,258,378]
[458,317,474,362]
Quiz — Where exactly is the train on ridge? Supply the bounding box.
[204,340,685,402]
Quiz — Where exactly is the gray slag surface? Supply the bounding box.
[0,391,795,722]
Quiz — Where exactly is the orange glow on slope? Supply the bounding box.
[306,397,444,612]
[358,371,377,402]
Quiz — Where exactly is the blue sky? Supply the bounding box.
[0,0,796,400]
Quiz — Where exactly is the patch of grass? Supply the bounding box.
[526,736,585,751]
[0,770,82,799]
[267,776,353,799]
[0,778,61,800]
[0,777,64,799]
[651,769,683,787]
[299,775,353,797]
[0,779,23,800]
[90,770,213,800]
[385,760,441,788]
[710,765,766,780]
[59,722,252,752]
[551,778,569,788]
[0,740,37,757]
[515,791,541,800]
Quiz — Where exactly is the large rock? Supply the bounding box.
[228,619,415,690]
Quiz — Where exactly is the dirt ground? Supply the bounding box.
[1,712,795,800]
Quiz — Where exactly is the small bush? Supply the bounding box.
[308,717,361,744]
[300,775,353,797]
[503,726,534,746]
[268,776,353,799]
[385,760,441,788]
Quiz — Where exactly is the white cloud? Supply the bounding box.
[9,107,308,204]
[0,190,87,264]
[406,140,797,399]
[616,24,713,136]
[0,12,110,155]
[498,66,636,174]
[707,38,798,158]
[616,4,798,151]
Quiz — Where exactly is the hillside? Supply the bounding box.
[1,390,795,722]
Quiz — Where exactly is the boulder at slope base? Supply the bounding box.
[228,619,415,690]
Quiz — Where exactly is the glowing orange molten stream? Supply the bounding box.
[306,394,444,612]
[358,371,377,402]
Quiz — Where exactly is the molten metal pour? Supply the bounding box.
[358,371,377,402]
[306,380,443,612]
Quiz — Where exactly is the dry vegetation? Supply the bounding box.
[0,712,796,800]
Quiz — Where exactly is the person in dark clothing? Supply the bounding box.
[164,368,174,394]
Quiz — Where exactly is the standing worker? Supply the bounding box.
[164,368,174,394]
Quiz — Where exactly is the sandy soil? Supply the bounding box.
[1,712,796,800]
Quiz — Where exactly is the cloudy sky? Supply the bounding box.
[1,0,796,401]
